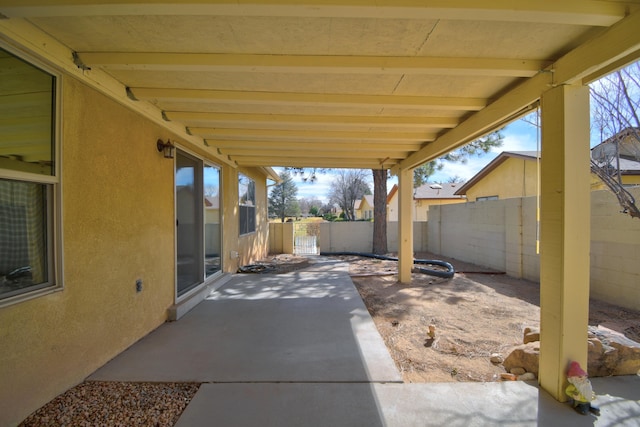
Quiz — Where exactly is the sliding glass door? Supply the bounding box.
[204,163,221,279]
[176,151,203,296]
[175,151,222,297]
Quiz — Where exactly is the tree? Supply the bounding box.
[298,197,323,217]
[590,62,640,146]
[372,169,388,254]
[268,171,300,222]
[328,169,371,221]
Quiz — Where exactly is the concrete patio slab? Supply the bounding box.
[88,257,640,426]
[176,377,640,427]
[89,262,401,383]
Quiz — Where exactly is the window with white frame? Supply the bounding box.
[0,47,58,303]
[238,173,256,235]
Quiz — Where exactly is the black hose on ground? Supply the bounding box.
[237,264,276,274]
[320,251,455,279]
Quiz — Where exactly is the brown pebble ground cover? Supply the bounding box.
[20,382,199,427]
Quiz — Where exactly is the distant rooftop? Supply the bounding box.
[413,182,465,199]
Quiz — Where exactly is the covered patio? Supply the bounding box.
[79,259,640,425]
[2,1,640,424]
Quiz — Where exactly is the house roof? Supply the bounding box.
[1,3,638,172]
[591,127,640,165]
[454,151,540,195]
[204,196,219,209]
[414,182,465,199]
[387,185,398,204]
[355,195,374,209]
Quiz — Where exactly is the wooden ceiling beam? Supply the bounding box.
[78,52,548,78]
[190,127,436,142]
[132,88,486,111]
[207,140,422,151]
[231,156,396,169]
[2,1,632,26]
[400,7,640,170]
[166,112,459,129]
[219,148,409,159]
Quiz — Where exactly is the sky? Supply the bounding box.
[273,116,542,204]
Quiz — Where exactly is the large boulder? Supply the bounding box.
[503,343,540,376]
[504,326,640,377]
[588,326,640,376]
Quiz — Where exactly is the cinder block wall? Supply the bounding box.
[431,189,640,310]
[269,221,428,254]
[590,188,640,308]
[429,200,508,272]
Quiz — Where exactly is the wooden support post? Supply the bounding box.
[398,167,413,283]
[539,84,591,401]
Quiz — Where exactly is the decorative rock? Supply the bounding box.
[490,353,504,364]
[510,367,526,376]
[587,326,640,376]
[500,373,517,381]
[518,373,537,381]
[503,343,540,375]
[523,327,540,344]
[504,326,640,378]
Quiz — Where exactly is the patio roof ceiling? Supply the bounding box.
[2,1,640,171]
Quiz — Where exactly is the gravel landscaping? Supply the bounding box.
[19,382,199,427]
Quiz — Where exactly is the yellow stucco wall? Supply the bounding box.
[1,71,273,424]
[466,157,539,201]
[0,76,177,425]
[355,197,373,220]
[222,167,270,273]
[591,174,640,191]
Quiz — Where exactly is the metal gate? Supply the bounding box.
[294,222,320,255]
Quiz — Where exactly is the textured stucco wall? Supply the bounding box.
[466,157,538,202]
[223,167,270,272]
[1,76,176,425]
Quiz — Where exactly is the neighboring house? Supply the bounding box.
[590,127,640,190]
[454,151,540,201]
[387,183,466,221]
[354,195,374,220]
[457,134,640,202]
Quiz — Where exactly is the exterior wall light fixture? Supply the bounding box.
[157,138,175,159]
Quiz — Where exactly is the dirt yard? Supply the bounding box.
[336,253,640,383]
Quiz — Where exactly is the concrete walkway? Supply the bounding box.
[90,258,640,426]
